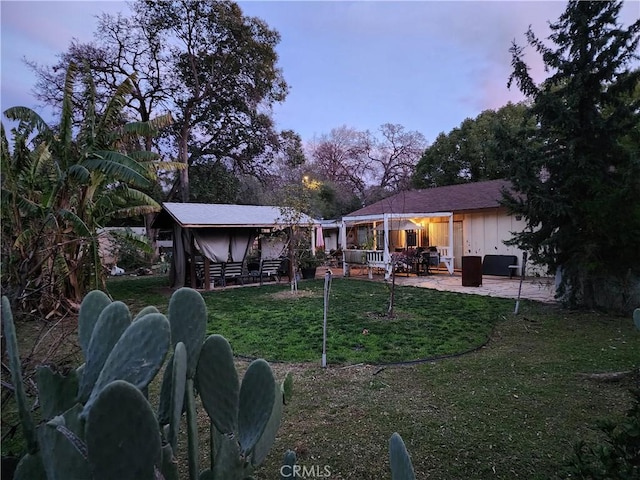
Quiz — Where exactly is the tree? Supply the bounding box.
[1,64,171,314]
[135,0,288,202]
[29,0,290,203]
[503,0,640,312]
[310,124,425,206]
[364,123,427,193]
[189,162,240,204]
[413,102,531,188]
[311,125,371,202]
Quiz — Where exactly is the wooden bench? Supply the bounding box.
[223,261,246,286]
[195,261,224,289]
[259,259,283,285]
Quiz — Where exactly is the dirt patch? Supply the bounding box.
[269,289,319,300]
[365,311,412,321]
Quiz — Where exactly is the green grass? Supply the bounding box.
[7,275,639,479]
[107,276,512,364]
[256,304,640,480]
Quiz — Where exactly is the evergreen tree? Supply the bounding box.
[503,0,640,312]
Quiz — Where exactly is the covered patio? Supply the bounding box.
[340,211,456,280]
[151,202,320,289]
[337,180,539,281]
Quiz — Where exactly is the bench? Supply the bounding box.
[223,261,246,286]
[259,259,283,285]
[195,261,224,289]
[482,255,519,277]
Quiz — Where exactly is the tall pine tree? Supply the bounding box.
[503,1,640,312]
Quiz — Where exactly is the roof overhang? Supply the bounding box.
[151,202,318,230]
[342,211,453,224]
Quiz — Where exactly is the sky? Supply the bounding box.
[1,0,639,145]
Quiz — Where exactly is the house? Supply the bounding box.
[151,202,319,288]
[339,179,539,278]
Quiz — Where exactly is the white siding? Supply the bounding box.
[460,208,546,276]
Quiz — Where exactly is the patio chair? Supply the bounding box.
[223,261,247,286]
[259,258,283,285]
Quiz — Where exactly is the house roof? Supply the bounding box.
[345,179,512,218]
[152,202,316,229]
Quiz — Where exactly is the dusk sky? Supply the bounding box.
[2,1,639,145]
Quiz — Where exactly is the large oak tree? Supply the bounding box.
[30,0,289,202]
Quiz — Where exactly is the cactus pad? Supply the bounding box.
[196,334,239,434]
[280,450,298,480]
[82,313,170,418]
[168,342,187,451]
[167,287,207,378]
[251,376,283,466]
[134,305,160,321]
[2,296,38,453]
[78,290,112,356]
[238,359,276,456]
[86,380,162,480]
[389,432,416,480]
[77,301,131,403]
[13,452,46,480]
[37,404,90,480]
[36,366,78,421]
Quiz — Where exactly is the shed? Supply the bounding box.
[152,202,317,288]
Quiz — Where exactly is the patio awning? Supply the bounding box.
[152,202,317,229]
[374,219,424,231]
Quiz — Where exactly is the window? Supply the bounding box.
[406,230,417,247]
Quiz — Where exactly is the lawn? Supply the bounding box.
[252,304,639,480]
[5,276,638,479]
[105,276,640,479]
[106,275,512,364]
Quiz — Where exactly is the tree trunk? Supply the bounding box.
[178,126,190,203]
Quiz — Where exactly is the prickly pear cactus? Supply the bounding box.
[82,312,170,418]
[196,334,239,434]
[168,342,188,452]
[634,308,640,330]
[37,404,90,480]
[77,301,131,403]
[4,287,292,480]
[238,359,276,457]
[280,450,298,480]
[78,290,112,357]
[134,305,160,321]
[36,366,78,422]
[168,287,207,378]
[389,432,416,480]
[86,380,162,480]
[252,372,293,466]
[1,296,38,454]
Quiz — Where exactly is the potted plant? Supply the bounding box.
[299,249,323,279]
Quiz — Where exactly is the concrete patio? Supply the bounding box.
[322,267,557,303]
[393,271,556,303]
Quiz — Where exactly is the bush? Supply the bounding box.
[106,228,153,272]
